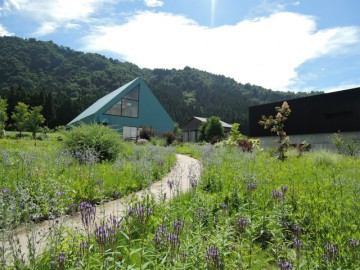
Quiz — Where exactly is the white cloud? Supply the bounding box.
[82,11,359,90]
[144,0,164,8]
[0,24,14,36]
[0,0,112,36]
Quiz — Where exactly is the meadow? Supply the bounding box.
[1,134,360,269]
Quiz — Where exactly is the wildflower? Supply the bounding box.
[57,251,66,267]
[173,219,184,235]
[277,259,293,270]
[221,202,228,211]
[80,202,96,230]
[206,245,223,269]
[281,185,288,193]
[190,178,198,189]
[276,112,283,119]
[293,224,302,237]
[154,224,168,249]
[96,179,103,186]
[294,239,303,249]
[324,242,337,261]
[247,182,256,191]
[167,179,174,191]
[349,239,360,249]
[236,217,248,233]
[57,190,65,196]
[282,101,289,109]
[283,222,290,230]
[272,190,284,201]
[113,190,121,198]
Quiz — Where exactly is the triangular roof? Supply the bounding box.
[193,116,232,128]
[68,78,140,125]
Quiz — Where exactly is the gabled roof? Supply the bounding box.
[193,116,232,128]
[68,78,139,125]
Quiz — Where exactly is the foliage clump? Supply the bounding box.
[199,116,225,144]
[64,123,123,162]
[139,127,155,141]
[259,101,291,160]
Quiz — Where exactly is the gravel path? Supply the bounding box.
[10,154,201,264]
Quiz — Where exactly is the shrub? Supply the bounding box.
[163,131,176,145]
[238,139,253,152]
[139,127,155,141]
[64,123,123,162]
[199,116,225,143]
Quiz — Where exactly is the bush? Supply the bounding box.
[163,131,176,145]
[64,123,123,162]
[139,127,155,141]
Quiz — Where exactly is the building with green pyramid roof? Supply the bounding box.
[68,77,174,139]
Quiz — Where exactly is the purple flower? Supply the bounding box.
[272,190,284,201]
[80,202,96,231]
[294,239,303,249]
[173,219,184,235]
[167,180,174,191]
[349,239,359,248]
[281,185,288,193]
[236,217,248,233]
[57,251,66,266]
[154,225,168,249]
[247,182,256,191]
[206,245,223,269]
[190,178,198,189]
[221,202,228,211]
[326,243,337,254]
[277,259,293,270]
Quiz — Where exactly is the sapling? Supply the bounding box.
[259,101,291,161]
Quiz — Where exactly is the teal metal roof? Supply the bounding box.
[68,78,138,125]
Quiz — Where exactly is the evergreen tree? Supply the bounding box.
[12,102,29,136]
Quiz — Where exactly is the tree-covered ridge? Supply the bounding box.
[0,36,319,133]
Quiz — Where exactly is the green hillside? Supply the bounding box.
[0,36,318,133]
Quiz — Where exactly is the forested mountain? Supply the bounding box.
[0,36,319,134]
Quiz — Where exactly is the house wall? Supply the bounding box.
[256,131,360,150]
[94,79,173,136]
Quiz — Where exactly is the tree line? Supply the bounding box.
[0,98,45,139]
[0,36,320,134]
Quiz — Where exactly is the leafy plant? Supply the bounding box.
[139,127,155,141]
[64,123,124,162]
[199,116,225,144]
[259,101,291,161]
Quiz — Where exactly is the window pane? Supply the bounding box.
[121,99,138,117]
[105,100,122,116]
[130,127,137,138]
[123,85,139,100]
[123,126,131,139]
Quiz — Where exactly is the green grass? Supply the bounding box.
[1,142,360,269]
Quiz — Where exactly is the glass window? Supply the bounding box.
[104,85,139,118]
[121,99,138,117]
[123,126,137,139]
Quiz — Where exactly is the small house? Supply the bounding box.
[183,116,232,142]
[68,77,174,139]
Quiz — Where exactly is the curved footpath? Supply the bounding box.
[11,154,201,263]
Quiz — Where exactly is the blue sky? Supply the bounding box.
[1,0,360,92]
